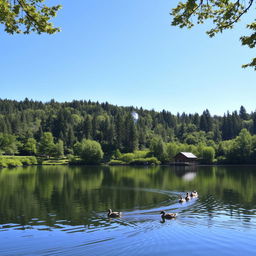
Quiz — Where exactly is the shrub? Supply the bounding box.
[120,153,135,163]
[20,158,31,165]
[20,156,37,165]
[133,150,150,158]
[28,156,37,165]
[79,139,104,164]
[0,159,8,168]
[0,156,37,168]
[130,157,160,165]
[7,159,22,167]
[108,160,126,165]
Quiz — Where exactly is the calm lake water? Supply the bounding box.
[0,165,256,256]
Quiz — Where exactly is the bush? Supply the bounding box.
[7,159,22,167]
[108,160,126,165]
[79,139,104,164]
[28,156,37,165]
[119,153,135,163]
[130,157,160,165]
[0,159,8,168]
[20,158,31,165]
[20,156,37,165]
[133,150,150,158]
[0,156,37,168]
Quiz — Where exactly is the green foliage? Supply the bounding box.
[19,156,36,165]
[110,153,160,165]
[0,133,18,155]
[54,139,64,158]
[166,142,179,161]
[150,137,167,162]
[108,159,126,165]
[171,0,256,69]
[1,99,256,165]
[79,139,104,164]
[112,149,122,159]
[0,0,61,34]
[133,150,150,158]
[0,158,22,168]
[120,153,135,163]
[38,132,55,158]
[201,146,215,164]
[0,156,37,168]
[228,128,252,163]
[124,113,138,152]
[129,157,160,165]
[23,138,37,155]
[73,142,82,156]
[41,158,68,165]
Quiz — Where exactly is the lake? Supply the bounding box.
[0,165,256,256]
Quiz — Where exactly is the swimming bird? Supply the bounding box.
[190,191,198,198]
[185,192,191,201]
[160,211,177,219]
[179,195,186,203]
[107,209,121,218]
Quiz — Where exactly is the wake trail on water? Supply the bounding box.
[98,186,199,218]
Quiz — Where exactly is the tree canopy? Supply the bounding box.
[171,0,256,69]
[79,139,104,164]
[0,0,61,34]
[0,99,256,164]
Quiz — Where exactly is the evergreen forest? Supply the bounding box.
[0,98,256,165]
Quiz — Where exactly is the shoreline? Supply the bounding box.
[2,160,256,169]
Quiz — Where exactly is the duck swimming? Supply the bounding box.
[185,192,191,201]
[190,191,198,197]
[160,211,177,219]
[107,209,121,218]
[179,195,186,203]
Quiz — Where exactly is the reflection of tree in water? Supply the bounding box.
[0,165,256,229]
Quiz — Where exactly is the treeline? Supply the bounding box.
[0,98,256,164]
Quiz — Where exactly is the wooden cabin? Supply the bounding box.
[174,152,198,165]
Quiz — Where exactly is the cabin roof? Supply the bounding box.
[176,152,197,159]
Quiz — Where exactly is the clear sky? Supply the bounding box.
[0,0,255,115]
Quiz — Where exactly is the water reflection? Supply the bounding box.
[0,165,256,232]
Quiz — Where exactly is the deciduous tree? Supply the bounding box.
[79,139,104,164]
[171,0,256,69]
[0,0,61,34]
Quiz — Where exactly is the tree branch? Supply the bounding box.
[219,0,254,29]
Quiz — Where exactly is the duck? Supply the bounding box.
[190,191,198,198]
[107,209,121,218]
[178,195,186,203]
[185,192,191,201]
[160,211,177,219]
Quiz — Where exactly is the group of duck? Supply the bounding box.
[107,190,198,219]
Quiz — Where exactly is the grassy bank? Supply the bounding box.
[0,156,37,168]
[0,156,69,168]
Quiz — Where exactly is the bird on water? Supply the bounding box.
[107,209,121,218]
[179,195,186,203]
[185,192,191,201]
[190,191,198,197]
[160,211,177,219]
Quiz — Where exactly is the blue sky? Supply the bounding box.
[0,0,255,115]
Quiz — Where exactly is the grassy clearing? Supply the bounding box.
[37,157,69,165]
